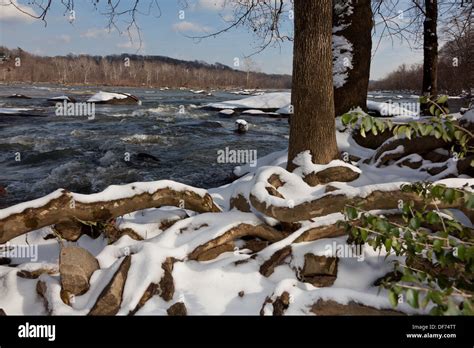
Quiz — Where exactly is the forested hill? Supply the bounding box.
[0,47,292,89]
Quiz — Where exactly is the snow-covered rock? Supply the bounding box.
[87,91,140,105]
[206,92,290,111]
[367,100,418,118]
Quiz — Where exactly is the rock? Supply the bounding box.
[87,92,140,105]
[0,308,6,315]
[303,166,360,186]
[167,302,187,316]
[218,109,235,117]
[235,119,249,134]
[60,246,99,296]
[89,255,131,316]
[311,299,405,315]
[135,152,160,163]
[54,220,84,241]
[47,96,77,104]
[300,254,338,287]
[302,254,338,276]
[8,94,31,99]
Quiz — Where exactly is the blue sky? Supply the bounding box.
[0,0,424,80]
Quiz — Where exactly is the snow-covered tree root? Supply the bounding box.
[188,223,286,261]
[250,188,466,223]
[372,135,448,167]
[0,181,221,244]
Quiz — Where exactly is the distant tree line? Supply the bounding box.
[0,47,292,89]
[370,27,473,95]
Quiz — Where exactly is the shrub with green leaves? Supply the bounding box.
[341,182,473,315]
[341,95,473,160]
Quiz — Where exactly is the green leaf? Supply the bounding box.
[437,95,448,104]
[384,238,392,252]
[345,206,358,220]
[409,217,421,230]
[341,113,353,125]
[406,289,419,309]
[388,290,398,307]
[433,239,443,253]
[360,229,368,242]
[429,105,436,115]
[456,244,466,261]
[444,188,455,203]
[426,211,440,225]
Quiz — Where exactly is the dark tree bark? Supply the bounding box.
[287,0,339,170]
[421,0,439,112]
[333,0,373,116]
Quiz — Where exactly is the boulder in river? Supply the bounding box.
[47,95,77,105]
[87,91,140,105]
[7,94,31,99]
[235,119,249,134]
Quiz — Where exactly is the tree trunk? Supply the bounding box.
[421,0,438,113]
[333,0,373,116]
[287,0,339,170]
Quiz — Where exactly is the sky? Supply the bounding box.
[0,0,424,80]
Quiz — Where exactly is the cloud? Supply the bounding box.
[0,0,37,22]
[172,21,211,33]
[80,28,114,39]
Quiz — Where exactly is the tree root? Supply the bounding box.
[250,189,466,223]
[0,184,221,243]
[372,135,447,167]
[188,223,286,261]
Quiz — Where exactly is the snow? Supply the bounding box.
[0,189,64,220]
[461,109,474,123]
[206,92,290,110]
[72,180,209,204]
[87,91,132,102]
[1,108,472,316]
[242,109,266,115]
[0,107,33,114]
[235,119,248,126]
[367,100,419,118]
[218,109,234,116]
[48,96,73,101]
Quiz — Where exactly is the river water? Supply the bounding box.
[0,84,466,207]
[0,84,291,207]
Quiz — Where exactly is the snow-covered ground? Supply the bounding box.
[1,110,471,316]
